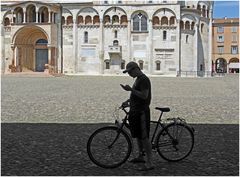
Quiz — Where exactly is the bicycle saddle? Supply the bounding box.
[155,107,170,112]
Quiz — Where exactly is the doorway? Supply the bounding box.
[36,49,48,72]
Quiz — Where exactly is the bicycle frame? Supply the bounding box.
[118,106,174,149]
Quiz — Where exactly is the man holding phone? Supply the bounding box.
[120,61,154,171]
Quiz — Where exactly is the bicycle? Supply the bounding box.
[87,103,195,168]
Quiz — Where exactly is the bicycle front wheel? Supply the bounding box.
[156,123,194,162]
[87,126,132,168]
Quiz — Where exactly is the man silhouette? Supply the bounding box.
[121,61,154,171]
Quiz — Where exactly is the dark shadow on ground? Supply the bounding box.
[1,123,239,176]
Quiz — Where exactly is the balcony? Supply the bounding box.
[108,45,121,54]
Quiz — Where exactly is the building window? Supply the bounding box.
[163,31,167,41]
[217,46,224,54]
[105,60,110,69]
[114,30,118,38]
[217,35,224,42]
[156,61,161,70]
[84,31,88,43]
[201,23,204,33]
[121,60,125,69]
[231,46,238,54]
[217,26,224,33]
[118,0,122,3]
[113,40,118,46]
[104,1,108,4]
[133,13,148,32]
[200,64,203,71]
[232,35,237,42]
[231,26,237,33]
[186,35,189,43]
[36,39,48,45]
[138,60,144,70]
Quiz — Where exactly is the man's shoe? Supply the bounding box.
[129,157,145,163]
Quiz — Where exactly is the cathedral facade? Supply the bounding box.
[1,0,213,77]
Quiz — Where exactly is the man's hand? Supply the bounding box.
[120,84,132,91]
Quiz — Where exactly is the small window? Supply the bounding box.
[217,26,224,33]
[104,1,108,4]
[201,23,204,33]
[200,64,203,71]
[217,35,224,42]
[113,40,118,46]
[84,31,88,43]
[163,31,167,41]
[232,35,237,42]
[186,35,189,43]
[114,30,118,38]
[121,60,125,69]
[156,61,161,70]
[217,46,224,54]
[232,26,237,33]
[105,60,110,69]
[231,46,238,54]
[36,39,48,44]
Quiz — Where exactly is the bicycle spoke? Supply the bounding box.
[157,123,194,162]
[87,127,132,168]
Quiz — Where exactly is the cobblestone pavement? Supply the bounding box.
[1,74,239,124]
[1,74,239,176]
[1,123,239,176]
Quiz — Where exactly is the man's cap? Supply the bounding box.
[123,61,140,73]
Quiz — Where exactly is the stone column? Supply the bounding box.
[176,19,181,76]
[99,18,104,74]
[48,45,52,73]
[148,19,153,74]
[36,8,39,23]
[11,10,14,24]
[1,23,5,73]
[23,8,26,23]
[207,8,213,76]
[73,17,78,73]
[194,24,199,76]
[48,11,51,23]
[127,19,131,62]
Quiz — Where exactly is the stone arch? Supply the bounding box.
[104,6,128,19]
[152,8,176,19]
[26,4,36,22]
[112,15,119,24]
[120,15,127,25]
[11,26,50,72]
[161,16,168,26]
[4,17,10,26]
[185,21,190,30]
[131,11,148,31]
[13,7,24,23]
[170,16,175,25]
[153,16,159,25]
[39,6,49,23]
[93,15,100,24]
[66,16,73,25]
[85,15,92,24]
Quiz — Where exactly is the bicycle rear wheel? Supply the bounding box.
[87,126,132,168]
[156,123,194,162]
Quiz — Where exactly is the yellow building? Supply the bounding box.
[212,18,239,73]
